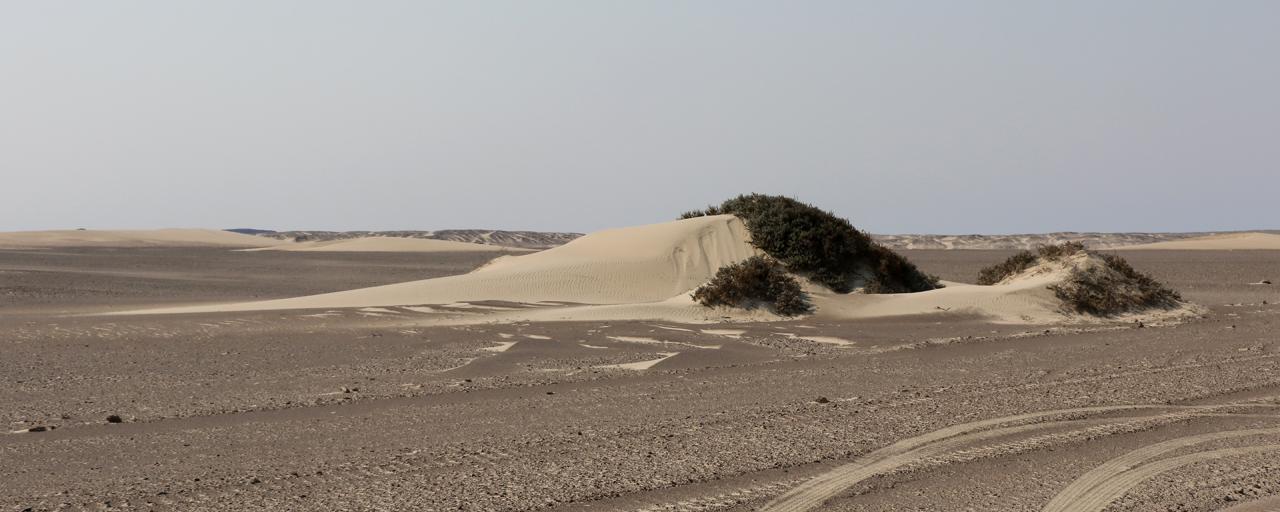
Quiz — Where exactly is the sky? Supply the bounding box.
[1,1,1277,235]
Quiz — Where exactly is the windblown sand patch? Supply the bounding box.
[242,237,522,253]
[1119,232,1280,250]
[0,229,281,248]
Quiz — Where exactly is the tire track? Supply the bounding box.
[1043,427,1280,512]
[1057,445,1280,512]
[761,401,1280,512]
[760,405,1169,512]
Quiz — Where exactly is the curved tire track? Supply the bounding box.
[762,401,1280,512]
[1043,427,1280,512]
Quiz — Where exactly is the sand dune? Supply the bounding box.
[243,236,524,253]
[0,229,280,249]
[115,217,1196,325]
[1118,232,1280,250]
[123,215,760,315]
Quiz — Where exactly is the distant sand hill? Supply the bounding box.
[1117,232,1280,250]
[0,229,279,249]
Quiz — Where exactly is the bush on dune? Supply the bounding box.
[691,256,810,316]
[977,242,1182,316]
[683,194,941,294]
[976,242,1086,285]
[1050,253,1183,316]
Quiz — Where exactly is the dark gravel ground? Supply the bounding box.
[2,247,1279,511]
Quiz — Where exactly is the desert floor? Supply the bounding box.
[3,248,1279,511]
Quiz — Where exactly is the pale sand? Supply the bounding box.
[243,236,523,253]
[1118,232,1280,250]
[0,229,280,248]
[113,217,1196,325]
[122,215,760,315]
[596,352,679,371]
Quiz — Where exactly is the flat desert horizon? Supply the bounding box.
[4,211,1279,511]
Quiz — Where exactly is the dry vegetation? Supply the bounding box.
[691,256,810,316]
[682,194,941,294]
[977,242,1183,316]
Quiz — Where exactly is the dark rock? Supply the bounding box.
[106,415,123,423]
[28,426,48,432]
[815,396,831,404]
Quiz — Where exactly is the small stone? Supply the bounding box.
[106,415,123,424]
[249,477,261,484]
[27,426,48,433]
[815,396,831,404]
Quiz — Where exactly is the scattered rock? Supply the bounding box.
[106,415,123,424]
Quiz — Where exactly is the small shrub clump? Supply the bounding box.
[976,242,1088,285]
[683,194,941,293]
[1049,253,1183,316]
[692,256,811,316]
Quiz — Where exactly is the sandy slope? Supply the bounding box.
[124,215,761,315]
[242,237,524,253]
[0,229,281,248]
[1118,232,1280,250]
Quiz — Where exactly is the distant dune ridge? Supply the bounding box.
[873,231,1280,250]
[0,229,280,248]
[232,228,581,250]
[1116,232,1280,250]
[241,237,526,253]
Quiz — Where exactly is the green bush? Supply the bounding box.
[692,256,810,316]
[1036,241,1085,261]
[683,194,940,293]
[1049,253,1183,316]
[976,242,1088,285]
[976,250,1037,285]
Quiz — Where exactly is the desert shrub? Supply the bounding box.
[1048,253,1183,316]
[682,194,940,293]
[976,250,1038,285]
[692,256,810,316]
[1036,241,1086,261]
[976,242,1089,285]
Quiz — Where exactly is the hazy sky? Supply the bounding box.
[2,2,1276,234]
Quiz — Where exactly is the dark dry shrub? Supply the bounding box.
[681,194,940,294]
[1048,253,1182,316]
[1036,241,1085,261]
[692,256,811,316]
[976,242,1089,285]
[976,250,1038,285]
